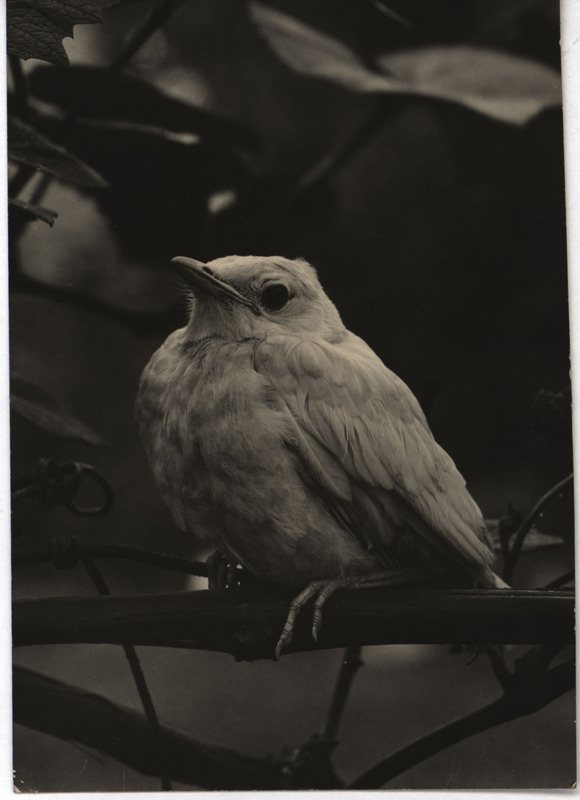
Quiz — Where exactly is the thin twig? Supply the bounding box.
[543,570,574,589]
[8,165,36,198]
[70,0,188,116]
[259,98,390,237]
[27,173,52,208]
[322,645,364,744]
[79,549,172,791]
[367,0,416,31]
[13,542,208,577]
[503,473,573,583]
[9,55,29,117]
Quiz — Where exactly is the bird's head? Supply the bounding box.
[173,254,346,342]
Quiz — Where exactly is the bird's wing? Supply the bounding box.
[253,333,494,577]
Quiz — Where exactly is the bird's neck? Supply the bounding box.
[185,301,256,341]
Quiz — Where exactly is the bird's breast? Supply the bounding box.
[136,331,380,584]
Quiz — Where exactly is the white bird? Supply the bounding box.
[136,255,506,657]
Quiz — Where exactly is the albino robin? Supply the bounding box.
[136,255,506,657]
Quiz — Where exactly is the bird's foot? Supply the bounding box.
[206,550,240,590]
[275,579,328,659]
[275,566,437,659]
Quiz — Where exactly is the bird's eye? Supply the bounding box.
[260,283,290,311]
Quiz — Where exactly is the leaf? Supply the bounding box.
[9,197,58,226]
[8,116,107,188]
[28,68,251,260]
[250,4,561,125]
[11,373,105,446]
[486,519,564,553]
[29,65,261,151]
[376,47,562,126]
[251,4,399,94]
[7,0,120,66]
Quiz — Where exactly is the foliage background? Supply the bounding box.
[9,0,575,791]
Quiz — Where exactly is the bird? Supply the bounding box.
[136,254,507,657]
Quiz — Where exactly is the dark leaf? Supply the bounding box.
[29,66,260,151]
[8,116,108,188]
[26,66,256,259]
[30,115,247,261]
[9,197,58,226]
[7,0,120,66]
[11,373,105,446]
[250,4,561,125]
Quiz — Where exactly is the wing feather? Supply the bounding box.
[254,334,494,578]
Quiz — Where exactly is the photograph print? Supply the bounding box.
[8,0,575,791]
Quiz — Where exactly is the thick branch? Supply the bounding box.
[13,666,283,790]
[13,587,573,661]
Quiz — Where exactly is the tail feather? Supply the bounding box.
[486,569,510,589]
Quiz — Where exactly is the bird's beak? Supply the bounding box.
[171,256,258,313]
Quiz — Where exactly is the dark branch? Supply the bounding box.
[13,587,574,661]
[78,552,172,791]
[77,0,188,110]
[259,99,389,237]
[350,659,574,789]
[13,666,284,790]
[9,56,29,118]
[13,542,208,577]
[322,645,364,744]
[503,473,573,583]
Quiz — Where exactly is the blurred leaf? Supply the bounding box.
[63,119,242,258]
[377,47,561,125]
[9,116,108,189]
[486,519,564,552]
[11,373,105,446]
[26,66,255,259]
[251,4,398,93]
[250,4,561,125]
[7,0,120,66]
[9,198,58,226]
[29,66,260,151]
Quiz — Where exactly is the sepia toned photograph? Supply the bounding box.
[8,0,575,792]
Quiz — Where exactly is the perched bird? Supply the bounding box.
[136,255,506,656]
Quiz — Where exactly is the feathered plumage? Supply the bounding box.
[136,255,506,653]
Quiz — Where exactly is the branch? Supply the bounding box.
[13,542,208,577]
[78,552,172,790]
[75,0,187,111]
[322,645,364,743]
[13,587,573,661]
[13,666,284,790]
[259,99,389,236]
[503,473,573,583]
[350,658,574,789]
[8,55,29,118]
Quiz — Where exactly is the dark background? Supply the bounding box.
[10,0,575,790]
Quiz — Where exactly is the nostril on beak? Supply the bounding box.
[202,266,214,276]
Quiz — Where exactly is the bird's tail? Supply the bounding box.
[486,569,510,589]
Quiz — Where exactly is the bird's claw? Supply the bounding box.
[274,579,329,658]
[275,628,292,661]
[275,572,412,658]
